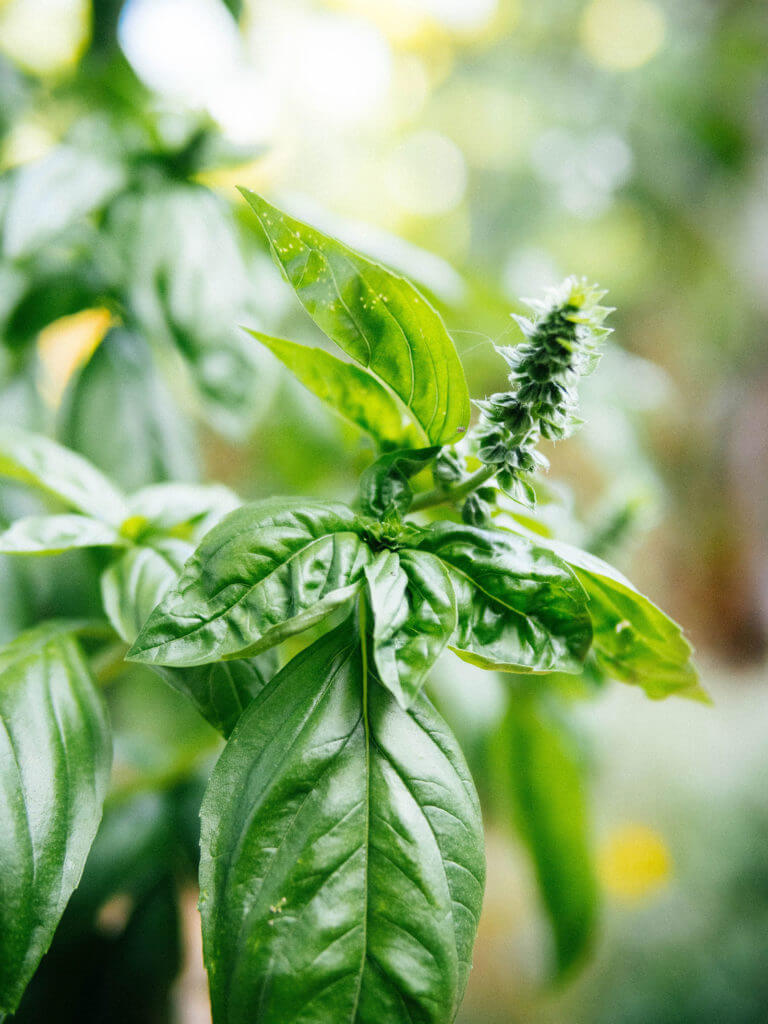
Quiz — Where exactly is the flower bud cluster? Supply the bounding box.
[474,277,612,505]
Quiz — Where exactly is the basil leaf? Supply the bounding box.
[127,499,371,667]
[365,549,457,708]
[359,446,439,519]
[246,330,423,450]
[199,622,484,1024]
[0,623,112,1015]
[102,540,272,736]
[415,522,592,674]
[545,540,701,700]
[126,482,240,538]
[59,328,199,492]
[0,427,128,526]
[240,190,470,446]
[0,514,124,555]
[3,145,125,260]
[496,695,597,978]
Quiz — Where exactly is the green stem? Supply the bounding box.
[410,464,496,512]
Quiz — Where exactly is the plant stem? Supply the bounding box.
[410,464,496,512]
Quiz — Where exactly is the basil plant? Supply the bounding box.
[0,193,700,1023]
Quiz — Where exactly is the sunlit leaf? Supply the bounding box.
[199,623,484,1024]
[246,330,423,450]
[0,427,127,526]
[240,190,470,446]
[0,514,124,555]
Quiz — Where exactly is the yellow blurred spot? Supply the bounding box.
[580,0,666,71]
[0,0,90,77]
[37,307,113,409]
[598,824,671,902]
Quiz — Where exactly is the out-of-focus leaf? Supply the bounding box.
[240,190,471,445]
[365,548,456,707]
[0,514,124,554]
[0,427,128,526]
[496,694,597,978]
[199,623,485,1024]
[543,540,702,700]
[102,540,273,735]
[104,185,274,438]
[59,329,199,492]
[127,499,371,667]
[0,623,112,1016]
[358,445,439,518]
[125,482,240,539]
[246,330,423,450]
[414,522,592,674]
[2,146,125,260]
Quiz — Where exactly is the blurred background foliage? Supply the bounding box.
[0,0,767,1021]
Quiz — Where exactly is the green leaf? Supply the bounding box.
[104,185,275,439]
[199,622,484,1024]
[246,330,423,450]
[544,540,702,700]
[0,427,127,526]
[102,540,273,736]
[365,549,457,708]
[59,328,200,493]
[127,499,371,667]
[496,694,597,978]
[0,514,124,555]
[3,145,125,260]
[359,446,439,519]
[125,482,240,539]
[414,522,592,674]
[240,190,470,446]
[0,623,112,1015]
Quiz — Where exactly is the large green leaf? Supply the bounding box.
[365,549,456,708]
[414,523,592,674]
[199,622,485,1024]
[246,330,423,450]
[0,427,127,526]
[127,500,371,667]
[543,540,701,700]
[0,514,124,555]
[102,540,273,736]
[496,694,597,978]
[0,623,112,1015]
[240,190,470,446]
[59,328,199,492]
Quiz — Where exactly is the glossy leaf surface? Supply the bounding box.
[0,514,123,555]
[546,540,701,699]
[415,523,592,674]
[247,330,423,450]
[199,623,485,1024]
[102,540,272,735]
[0,427,127,525]
[497,695,597,977]
[128,499,371,666]
[365,549,456,708]
[358,446,439,519]
[240,190,470,446]
[0,623,112,1015]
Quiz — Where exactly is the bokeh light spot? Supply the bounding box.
[387,131,467,217]
[580,0,666,71]
[598,824,671,902]
[0,0,90,76]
